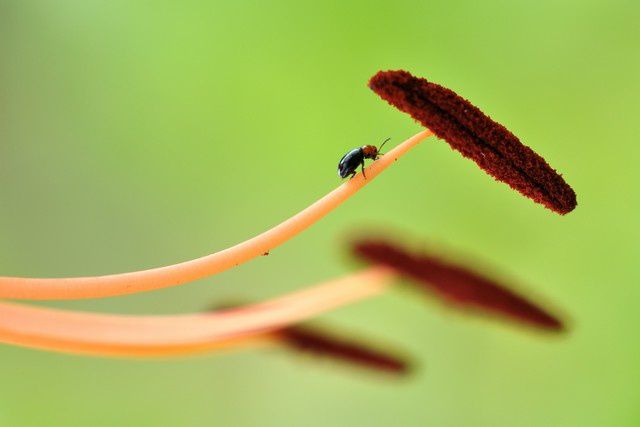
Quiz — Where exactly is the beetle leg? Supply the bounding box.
[360,161,366,179]
[349,171,357,180]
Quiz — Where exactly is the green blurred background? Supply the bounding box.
[0,1,638,425]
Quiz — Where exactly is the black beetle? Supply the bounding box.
[338,138,390,179]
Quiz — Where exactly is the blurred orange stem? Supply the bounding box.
[0,267,394,357]
[0,130,433,300]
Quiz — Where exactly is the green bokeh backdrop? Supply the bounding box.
[0,1,638,426]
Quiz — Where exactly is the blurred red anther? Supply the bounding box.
[352,238,565,331]
[209,303,410,375]
[368,70,577,215]
[278,326,410,375]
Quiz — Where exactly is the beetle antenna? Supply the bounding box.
[379,137,391,152]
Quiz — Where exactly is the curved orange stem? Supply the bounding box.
[0,130,433,300]
[0,267,394,357]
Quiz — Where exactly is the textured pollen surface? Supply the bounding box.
[369,70,577,215]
